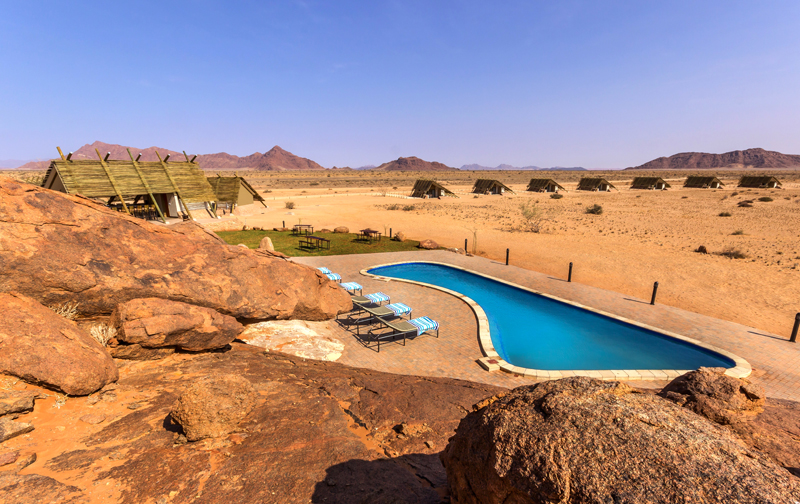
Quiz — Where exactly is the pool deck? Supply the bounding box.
[293,250,800,401]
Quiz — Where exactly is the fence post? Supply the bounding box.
[282,220,285,228]
[390,228,392,238]
[465,238,468,251]
[568,262,573,282]
[791,313,800,343]
[650,282,659,305]
[505,248,509,266]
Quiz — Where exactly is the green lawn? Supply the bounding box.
[215,230,421,257]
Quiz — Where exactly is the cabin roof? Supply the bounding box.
[411,179,457,197]
[738,176,782,187]
[207,175,265,203]
[472,179,515,193]
[630,177,671,189]
[577,177,617,190]
[526,178,565,191]
[684,176,724,187]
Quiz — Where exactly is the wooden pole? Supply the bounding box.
[155,150,194,220]
[650,282,659,305]
[505,248,509,265]
[791,313,799,343]
[568,262,573,282]
[56,146,66,161]
[127,148,167,223]
[95,148,130,215]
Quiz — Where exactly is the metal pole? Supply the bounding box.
[568,262,573,282]
[282,220,285,228]
[791,313,800,343]
[465,238,468,251]
[390,228,392,238]
[505,248,509,266]
[650,281,659,305]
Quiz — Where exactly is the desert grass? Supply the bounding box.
[585,204,603,215]
[216,230,422,257]
[90,324,116,346]
[49,301,79,320]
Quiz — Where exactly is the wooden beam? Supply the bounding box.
[56,146,66,161]
[95,148,130,215]
[155,150,194,220]
[128,148,167,223]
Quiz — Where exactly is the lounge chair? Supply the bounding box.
[352,292,390,306]
[317,267,332,274]
[366,316,439,351]
[324,272,342,282]
[353,303,413,334]
[340,282,362,295]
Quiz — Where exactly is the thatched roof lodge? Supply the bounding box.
[472,179,514,195]
[630,177,671,190]
[527,178,565,193]
[738,176,782,188]
[577,177,616,192]
[207,174,267,208]
[41,147,217,221]
[684,176,724,189]
[410,179,458,198]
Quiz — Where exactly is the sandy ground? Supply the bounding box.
[236,172,800,339]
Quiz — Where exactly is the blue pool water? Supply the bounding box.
[367,263,735,371]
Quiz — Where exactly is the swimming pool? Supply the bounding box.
[366,262,744,373]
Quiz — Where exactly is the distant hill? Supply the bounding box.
[15,142,326,171]
[461,163,586,171]
[0,159,39,169]
[373,156,457,171]
[627,148,800,170]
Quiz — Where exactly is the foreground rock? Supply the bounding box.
[257,236,274,251]
[3,344,503,503]
[0,177,350,320]
[238,320,345,361]
[441,377,800,503]
[0,293,118,395]
[393,231,407,242]
[0,390,37,416]
[662,367,800,477]
[418,239,439,249]
[171,374,258,441]
[0,418,34,443]
[111,298,243,352]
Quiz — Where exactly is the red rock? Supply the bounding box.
[0,418,34,442]
[170,374,258,441]
[0,390,37,416]
[258,236,274,251]
[0,450,19,466]
[108,343,176,361]
[418,239,439,249]
[79,414,106,425]
[0,293,118,396]
[333,226,349,233]
[111,298,243,352]
[393,231,407,242]
[0,176,351,321]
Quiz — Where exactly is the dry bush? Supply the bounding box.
[519,201,546,233]
[90,324,117,346]
[720,246,748,259]
[550,193,564,199]
[758,196,773,202]
[731,229,744,235]
[285,201,296,209]
[585,204,603,215]
[402,205,415,211]
[49,301,79,320]
[719,212,732,217]
[386,203,400,210]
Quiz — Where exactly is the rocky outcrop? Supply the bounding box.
[441,377,800,503]
[111,298,243,352]
[418,239,439,249]
[627,147,800,170]
[0,418,34,443]
[239,320,345,361]
[0,177,351,320]
[171,374,258,441]
[108,344,175,361]
[0,390,37,417]
[0,293,118,395]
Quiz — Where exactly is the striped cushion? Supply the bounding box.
[408,317,439,336]
[386,303,412,316]
[364,292,390,304]
[317,267,332,274]
[325,273,341,282]
[340,282,362,293]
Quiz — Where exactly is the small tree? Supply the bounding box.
[519,201,545,233]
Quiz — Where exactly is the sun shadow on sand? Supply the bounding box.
[310,453,446,504]
[624,298,651,305]
[747,330,788,342]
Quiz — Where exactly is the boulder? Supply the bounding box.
[171,374,258,441]
[239,320,345,361]
[418,239,439,250]
[108,344,176,361]
[393,231,407,242]
[0,472,84,503]
[0,177,351,321]
[660,367,765,425]
[111,298,243,352]
[258,236,275,251]
[333,226,349,233]
[0,293,118,395]
[0,390,37,417]
[441,377,800,503]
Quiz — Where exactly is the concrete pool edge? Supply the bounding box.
[361,260,752,381]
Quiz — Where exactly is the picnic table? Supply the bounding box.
[299,235,331,250]
[292,224,314,236]
[359,228,382,242]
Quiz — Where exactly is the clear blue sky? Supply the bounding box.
[2,1,799,168]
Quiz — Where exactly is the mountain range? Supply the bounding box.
[627,148,800,170]
[460,164,586,171]
[373,156,456,171]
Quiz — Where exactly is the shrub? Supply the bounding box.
[90,324,116,346]
[731,192,739,197]
[519,201,545,233]
[758,196,773,202]
[681,196,688,199]
[720,246,747,259]
[585,204,603,215]
[402,205,415,211]
[49,301,79,320]
[386,204,400,210]
[718,212,732,217]
[309,181,320,186]
[738,201,753,208]
[550,193,564,199]
[285,201,295,209]
[731,229,744,235]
